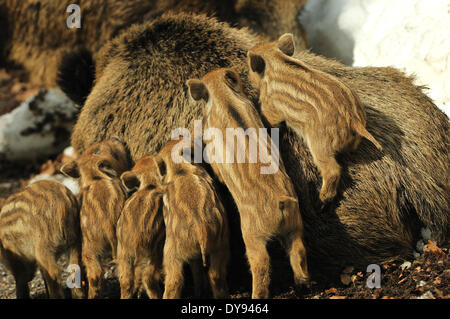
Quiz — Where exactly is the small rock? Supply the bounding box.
[421,228,432,241]
[416,240,425,253]
[400,261,412,271]
[416,280,426,288]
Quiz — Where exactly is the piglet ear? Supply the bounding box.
[278,33,295,57]
[97,160,117,178]
[247,51,266,75]
[186,79,209,103]
[120,172,140,192]
[60,161,80,179]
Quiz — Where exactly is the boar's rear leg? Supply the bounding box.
[285,232,309,287]
[36,249,64,299]
[242,235,270,299]
[14,263,35,299]
[83,250,104,299]
[141,262,162,299]
[162,255,184,299]
[207,251,229,299]
[6,254,36,299]
[118,257,135,299]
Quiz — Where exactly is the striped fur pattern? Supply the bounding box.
[60,138,130,299]
[187,68,308,298]
[0,180,83,299]
[247,33,383,203]
[116,156,166,299]
[157,139,230,299]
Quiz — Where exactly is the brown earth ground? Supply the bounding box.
[0,67,448,299]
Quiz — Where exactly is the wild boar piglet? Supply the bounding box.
[117,155,165,299]
[187,68,308,298]
[61,138,130,299]
[0,180,83,299]
[157,139,230,299]
[247,33,382,203]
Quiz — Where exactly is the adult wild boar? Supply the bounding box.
[66,13,449,280]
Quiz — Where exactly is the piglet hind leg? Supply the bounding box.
[35,248,65,299]
[117,256,136,299]
[10,258,36,299]
[308,143,342,203]
[207,250,229,299]
[242,234,271,299]
[141,261,162,299]
[1,247,36,299]
[14,262,35,299]
[82,248,104,299]
[285,231,309,288]
[162,238,184,299]
[162,256,184,299]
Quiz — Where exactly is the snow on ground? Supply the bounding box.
[28,173,79,196]
[0,88,78,161]
[27,146,80,195]
[300,0,450,117]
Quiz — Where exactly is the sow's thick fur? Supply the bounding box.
[70,13,449,278]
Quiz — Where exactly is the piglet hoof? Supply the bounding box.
[293,281,311,296]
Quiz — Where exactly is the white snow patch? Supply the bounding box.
[300,0,450,117]
[63,146,76,158]
[28,174,79,196]
[0,88,78,161]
